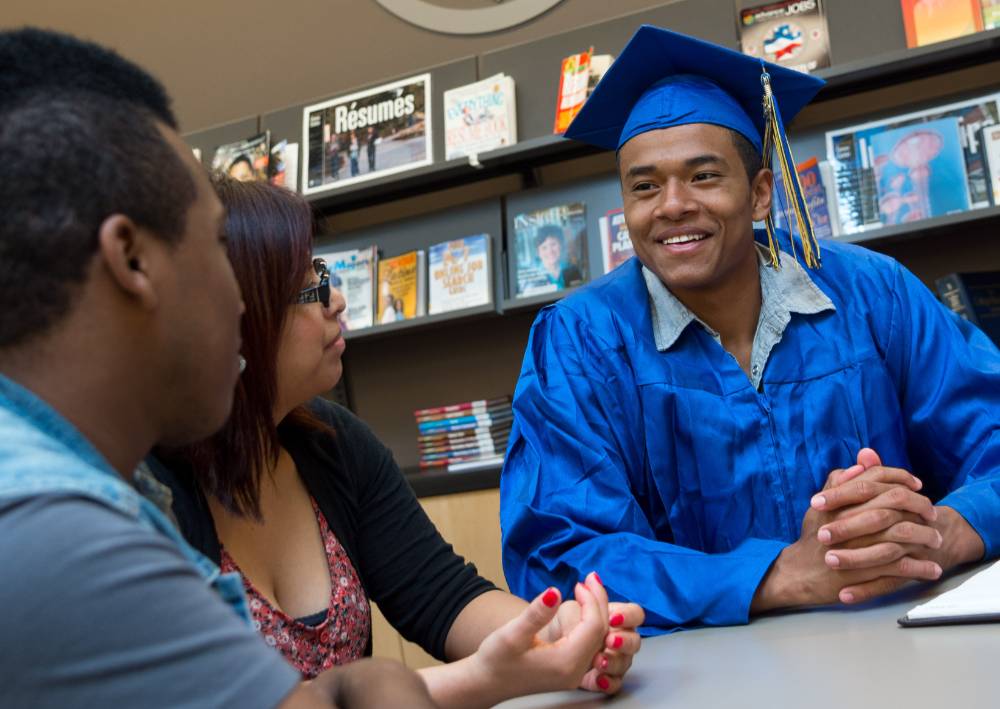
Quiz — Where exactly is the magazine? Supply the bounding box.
[870,117,970,224]
[513,202,588,298]
[377,250,426,323]
[444,74,517,160]
[428,234,492,315]
[598,208,634,274]
[318,245,377,331]
[826,92,1000,233]
[772,158,839,239]
[984,0,1000,29]
[303,74,432,195]
[269,140,299,192]
[211,132,270,182]
[552,50,611,134]
[739,0,831,74]
[901,0,983,48]
[981,123,1000,204]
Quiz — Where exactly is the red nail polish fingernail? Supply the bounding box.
[593,571,603,586]
[542,589,559,607]
[610,613,624,627]
[612,636,623,649]
[597,676,610,690]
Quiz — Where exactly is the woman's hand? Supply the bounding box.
[539,577,645,695]
[465,572,609,704]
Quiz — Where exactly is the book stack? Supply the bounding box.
[415,397,512,472]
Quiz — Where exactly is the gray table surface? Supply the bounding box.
[498,563,996,708]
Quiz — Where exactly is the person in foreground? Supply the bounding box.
[0,28,435,708]
[151,177,644,707]
[500,25,1000,633]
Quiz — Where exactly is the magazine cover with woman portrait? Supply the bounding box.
[513,202,588,298]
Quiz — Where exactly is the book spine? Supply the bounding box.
[417,426,512,443]
[418,415,512,434]
[936,273,978,324]
[413,397,510,417]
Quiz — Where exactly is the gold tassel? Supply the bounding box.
[760,69,822,270]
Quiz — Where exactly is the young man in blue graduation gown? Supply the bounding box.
[500,26,1000,633]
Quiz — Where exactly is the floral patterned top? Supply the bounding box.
[220,498,370,678]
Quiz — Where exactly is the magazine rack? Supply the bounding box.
[184,0,1000,476]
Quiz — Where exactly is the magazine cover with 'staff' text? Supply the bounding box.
[513,203,588,298]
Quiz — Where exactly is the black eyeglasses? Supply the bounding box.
[295,258,330,309]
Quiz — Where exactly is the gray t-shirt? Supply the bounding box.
[0,494,300,708]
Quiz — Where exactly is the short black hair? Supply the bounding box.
[729,129,764,184]
[0,29,195,348]
[534,224,564,250]
[0,27,176,128]
[614,126,765,184]
[227,154,254,174]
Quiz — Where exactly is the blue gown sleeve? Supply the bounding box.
[500,305,786,632]
[882,263,1000,557]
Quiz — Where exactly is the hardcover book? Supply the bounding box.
[318,245,377,331]
[303,74,432,195]
[901,0,984,48]
[553,49,592,134]
[773,158,839,239]
[552,50,612,134]
[935,271,1000,344]
[427,234,492,315]
[444,74,517,160]
[377,250,426,323]
[826,92,1000,233]
[598,208,635,274]
[211,132,270,182]
[513,202,588,298]
[739,0,831,74]
[870,117,971,224]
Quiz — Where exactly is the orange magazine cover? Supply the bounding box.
[901,0,984,47]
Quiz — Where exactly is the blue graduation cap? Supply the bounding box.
[565,25,827,268]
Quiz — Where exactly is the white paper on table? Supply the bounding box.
[900,560,1000,626]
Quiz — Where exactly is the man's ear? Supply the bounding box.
[750,167,774,223]
[96,214,160,310]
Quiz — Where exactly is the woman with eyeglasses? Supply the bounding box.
[151,177,643,708]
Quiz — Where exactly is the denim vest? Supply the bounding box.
[0,373,250,624]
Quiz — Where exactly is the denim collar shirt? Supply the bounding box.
[643,243,836,389]
[0,373,250,623]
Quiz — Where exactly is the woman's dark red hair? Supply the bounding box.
[173,176,330,518]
